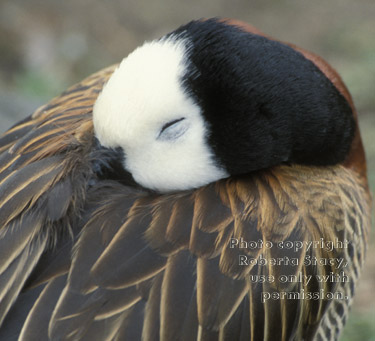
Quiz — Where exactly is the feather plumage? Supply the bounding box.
[0,20,371,341]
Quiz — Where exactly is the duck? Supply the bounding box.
[0,18,370,341]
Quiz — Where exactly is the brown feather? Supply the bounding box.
[160,251,196,341]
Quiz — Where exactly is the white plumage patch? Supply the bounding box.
[93,38,228,192]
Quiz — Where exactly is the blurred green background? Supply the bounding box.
[0,0,374,339]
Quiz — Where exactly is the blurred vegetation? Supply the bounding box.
[341,310,375,341]
[0,0,374,339]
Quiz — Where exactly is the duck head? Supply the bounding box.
[93,19,355,192]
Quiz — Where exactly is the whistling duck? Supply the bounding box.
[0,18,370,341]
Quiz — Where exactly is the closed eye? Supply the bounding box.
[158,117,188,140]
[160,118,185,134]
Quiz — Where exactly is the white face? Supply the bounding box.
[93,38,229,192]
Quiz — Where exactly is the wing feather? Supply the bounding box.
[141,274,163,341]
[19,275,67,341]
[90,202,167,289]
[160,251,196,341]
[220,294,251,341]
[0,230,48,325]
[196,256,248,330]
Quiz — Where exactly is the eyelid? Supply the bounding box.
[160,117,185,135]
[158,117,189,141]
